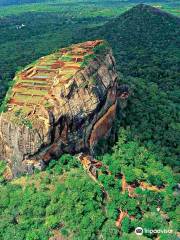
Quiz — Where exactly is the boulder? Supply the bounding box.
[0,40,119,176]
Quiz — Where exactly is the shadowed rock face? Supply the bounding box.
[0,40,118,176]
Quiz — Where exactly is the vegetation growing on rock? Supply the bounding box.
[0,40,118,176]
[0,2,179,240]
[0,136,178,239]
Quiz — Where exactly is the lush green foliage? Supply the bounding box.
[0,137,178,239]
[0,2,179,239]
[83,4,180,169]
[0,155,105,240]
[98,130,178,239]
[0,2,179,100]
[0,160,6,183]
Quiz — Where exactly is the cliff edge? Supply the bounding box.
[0,40,120,176]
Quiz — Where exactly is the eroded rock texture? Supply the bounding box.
[0,40,119,176]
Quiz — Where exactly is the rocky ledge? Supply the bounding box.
[0,40,127,177]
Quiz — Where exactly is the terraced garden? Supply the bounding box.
[3,40,104,128]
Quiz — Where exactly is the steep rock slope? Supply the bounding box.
[78,4,180,167]
[0,40,118,176]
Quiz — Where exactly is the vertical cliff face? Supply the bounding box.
[0,40,119,176]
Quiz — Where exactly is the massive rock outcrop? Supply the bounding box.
[0,40,121,176]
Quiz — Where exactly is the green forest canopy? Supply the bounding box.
[0,3,179,240]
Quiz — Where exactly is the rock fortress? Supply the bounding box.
[0,40,129,177]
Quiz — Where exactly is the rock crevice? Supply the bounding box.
[0,40,120,176]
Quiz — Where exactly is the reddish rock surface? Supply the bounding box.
[0,40,120,176]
